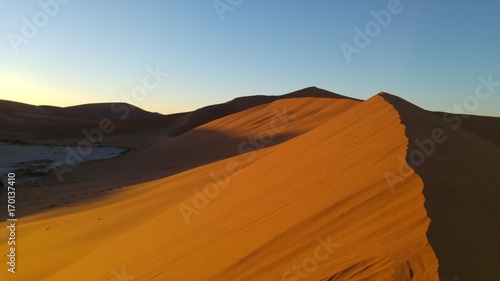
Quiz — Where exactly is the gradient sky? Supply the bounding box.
[1,0,499,116]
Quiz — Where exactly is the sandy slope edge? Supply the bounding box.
[0,95,439,280]
[381,93,500,280]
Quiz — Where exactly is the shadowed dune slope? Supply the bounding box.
[430,111,500,146]
[0,87,356,141]
[0,95,439,280]
[381,93,500,281]
[0,100,179,139]
[167,86,360,137]
[7,97,360,219]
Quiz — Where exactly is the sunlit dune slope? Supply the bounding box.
[167,86,359,137]
[382,93,500,281]
[0,87,356,141]
[0,94,439,280]
[138,96,361,173]
[6,97,360,219]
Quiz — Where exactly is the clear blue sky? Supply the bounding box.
[1,0,499,116]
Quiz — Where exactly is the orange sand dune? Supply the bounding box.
[167,86,359,137]
[6,97,360,219]
[1,90,498,280]
[0,87,354,141]
[1,94,440,280]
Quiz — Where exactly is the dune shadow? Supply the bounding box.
[1,127,300,220]
[381,93,500,280]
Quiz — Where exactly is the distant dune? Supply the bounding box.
[0,87,355,141]
[0,100,172,140]
[0,88,498,280]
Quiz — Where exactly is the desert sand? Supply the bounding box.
[0,88,498,280]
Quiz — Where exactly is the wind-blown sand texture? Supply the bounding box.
[0,88,498,280]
